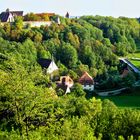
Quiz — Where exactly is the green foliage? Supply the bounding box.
[57,43,78,68]
[71,83,86,97]
[24,13,41,21]
[0,15,140,140]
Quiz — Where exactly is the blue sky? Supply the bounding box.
[0,0,140,18]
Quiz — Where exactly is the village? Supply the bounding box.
[0,8,70,27]
[1,1,140,139]
[0,9,140,96]
[38,57,140,95]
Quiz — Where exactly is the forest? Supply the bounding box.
[0,15,140,139]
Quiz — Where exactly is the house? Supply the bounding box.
[78,72,94,91]
[38,58,58,74]
[56,76,74,94]
[0,8,23,22]
[57,76,74,88]
[23,12,58,27]
[120,67,129,78]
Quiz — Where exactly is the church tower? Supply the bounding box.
[65,12,70,18]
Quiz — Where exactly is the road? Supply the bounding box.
[119,58,140,74]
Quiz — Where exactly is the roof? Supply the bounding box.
[0,12,10,22]
[120,68,129,78]
[0,11,23,22]
[10,11,23,16]
[56,76,74,87]
[38,59,52,68]
[79,72,94,85]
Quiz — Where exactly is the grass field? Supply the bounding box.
[96,90,140,109]
[97,44,140,109]
[127,52,140,58]
[130,60,140,69]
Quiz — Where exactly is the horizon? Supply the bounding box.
[0,0,140,18]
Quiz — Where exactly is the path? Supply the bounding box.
[119,58,140,74]
[96,88,126,96]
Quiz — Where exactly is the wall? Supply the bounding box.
[23,21,52,27]
[82,85,94,91]
[0,21,52,27]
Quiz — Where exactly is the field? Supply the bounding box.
[127,52,140,58]
[130,60,140,69]
[97,90,140,109]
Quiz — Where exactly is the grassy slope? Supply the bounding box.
[128,53,140,58]
[129,60,140,69]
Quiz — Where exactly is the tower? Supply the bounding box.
[65,12,69,18]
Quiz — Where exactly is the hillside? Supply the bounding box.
[0,16,140,139]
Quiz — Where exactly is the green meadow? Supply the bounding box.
[97,90,140,109]
[130,60,140,69]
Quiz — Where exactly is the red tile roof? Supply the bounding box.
[79,72,94,85]
[56,76,74,88]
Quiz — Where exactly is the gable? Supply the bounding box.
[38,58,58,74]
[47,61,58,74]
[79,72,94,85]
[10,11,23,16]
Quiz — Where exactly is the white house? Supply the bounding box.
[38,58,58,74]
[56,76,74,94]
[78,72,94,91]
[0,9,23,22]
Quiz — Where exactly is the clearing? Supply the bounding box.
[97,90,140,109]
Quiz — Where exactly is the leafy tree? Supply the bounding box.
[12,16,23,30]
[57,43,78,68]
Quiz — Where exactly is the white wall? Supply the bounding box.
[47,61,58,74]
[1,21,52,27]
[7,13,14,22]
[23,21,52,27]
[82,85,94,91]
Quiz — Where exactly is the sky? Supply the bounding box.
[0,0,140,18]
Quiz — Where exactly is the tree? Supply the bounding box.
[24,13,41,21]
[71,83,86,97]
[58,43,78,68]
[13,16,23,30]
[80,45,96,68]
[33,32,43,42]
[122,72,136,87]
[0,61,53,139]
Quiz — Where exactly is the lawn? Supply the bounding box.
[130,60,140,69]
[127,52,140,58]
[96,91,140,109]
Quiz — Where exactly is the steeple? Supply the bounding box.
[65,12,69,18]
[6,8,10,12]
